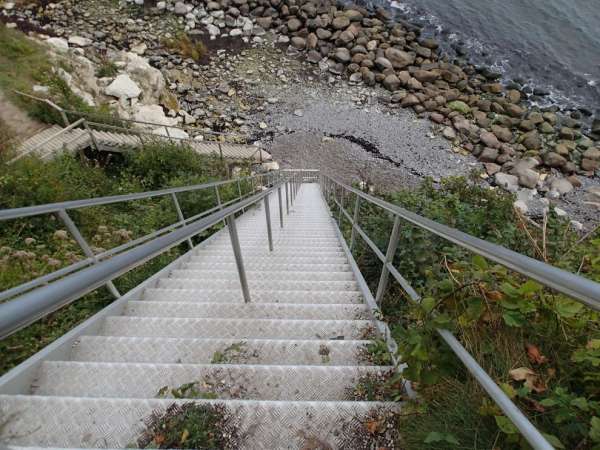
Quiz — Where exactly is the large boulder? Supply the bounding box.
[105,74,142,100]
[384,47,415,69]
[119,52,166,104]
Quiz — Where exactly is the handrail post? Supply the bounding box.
[57,209,120,298]
[215,185,226,227]
[277,186,284,228]
[165,126,174,144]
[285,181,290,214]
[226,214,251,303]
[82,120,100,152]
[264,194,274,252]
[170,193,193,250]
[338,187,345,224]
[350,195,361,251]
[375,216,402,304]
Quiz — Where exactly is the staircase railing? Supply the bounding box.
[11,91,268,163]
[320,174,600,450]
[0,170,309,338]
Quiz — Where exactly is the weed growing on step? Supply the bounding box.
[137,403,237,449]
[359,339,393,366]
[336,177,600,449]
[157,382,219,400]
[338,408,404,449]
[211,342,247,364]
[348,370,404,402]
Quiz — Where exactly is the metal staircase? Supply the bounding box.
[1,170,599,449]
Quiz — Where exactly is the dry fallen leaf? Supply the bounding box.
[526,344,548,365]
[509,367,546,393]
[486,290,504,301]
[365,419,380,435]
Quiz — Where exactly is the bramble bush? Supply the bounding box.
[337,177,600,449]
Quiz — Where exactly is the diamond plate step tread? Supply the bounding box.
[188,255,349,264]
[99,317,376,340]
[157,278,360,292]
[33,361,393,400]
[142,288,364,304]
[69,336,374,366]
[182,262,351,272]
[168,269,355,281]
[0,396,400,449]
[124,301,370,320]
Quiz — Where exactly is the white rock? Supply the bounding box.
[206,23,220,37]
[513,200,528,214]
[570,220,584,231]
[554,207,568,217]
[230,28,242,36]
[156,1,166,9]
[68,35,92,47]
[46,37,69,52]
[153,126,189,139]
[261,161,280,171]
[130,43,147,55]
[32,85,50,94]
[118,52,166,104]
[3,2,15,10]
[134,0,144,5]
[258,122,268,129]
[105,74,142,99]
[174,1,188,15]
[495,172,519,193]
[5,22,17,29]
[133,104,177,126]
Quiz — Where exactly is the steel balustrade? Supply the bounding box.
[2,167,593,449]
[0,172,282,304]
[320,174,600,450]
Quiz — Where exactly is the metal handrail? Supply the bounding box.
[318,174,600,450]
[0,171,281,303]
[0,174,293,338]
[0,172,276,221]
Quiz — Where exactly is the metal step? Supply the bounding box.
[188,255,349,264]
[0,396,399,449]
[33,361,392,400]
[70,336,374,366]
[123,301,370,320]
[182,262,351,272]
[157,278,360,292]
[98,316,375,340]
[142,288,364,304]
[168,269,356,281]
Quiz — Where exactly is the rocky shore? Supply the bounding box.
[1,0,599,224]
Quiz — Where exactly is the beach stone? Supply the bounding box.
[68,36,92,47]
[495,172,519,192]
[291,37,306,49]
[539,121,554,134]
[443,127,457,140]
[505,103,525,118]
[550,178,573,195]
[316,28,332,40]
[479,147,499,162]
[480,130,501,149]
[333,47,351,63]
[174,1,188,15]
[287,18,302,32]
[401,94,420,107]
[332,16,350,30]
[383,74,401,91]
[554,143,571,156]
[413,69,439,83]
[447,100,471,115]
[543,152,567,168]
[511,158,540,188]
[384,47,415,69]
[46,37,69,52]
[583,148,600,161]
[522,130,541,150]
[430,112,445,124]
[374,57,393,71]
[506,90,521,103]
[582,159,599,171]
[492,125,512,142]
[559,127,576,140]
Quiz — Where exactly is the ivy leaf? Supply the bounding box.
[571,397,589,411]
[554,298,583,318]
[421,297,436,314]
[495,416,519,435]
[518,280,542,295]
[424,431,460,445]
[590,417,600,443]
[472,254,488,270]
[542,433,565,449]
[503,310,526,327]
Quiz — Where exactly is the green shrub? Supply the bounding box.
[335,177,600,449]
[0,146,240,374]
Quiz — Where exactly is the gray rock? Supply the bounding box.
[333,47,350,63]
[383,74,400,91]
[287,18,302,32]
[549,178,573,195]
[384,47,415,69]
[332,16,350,30]
[511,158,540,188]
[495,172,519,193]
[480,130,501,149]
[479,147,499,162]
[174,2,188,15]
